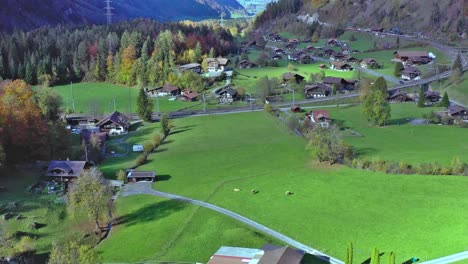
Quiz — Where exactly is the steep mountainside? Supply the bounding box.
[256,0,466,37]
[0,0,246,31]
[236,0,277,15]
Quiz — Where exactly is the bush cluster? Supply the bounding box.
[351,157,468,176]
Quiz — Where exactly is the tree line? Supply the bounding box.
[0,19,237,88]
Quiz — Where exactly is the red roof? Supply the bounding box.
[312,110,330,121]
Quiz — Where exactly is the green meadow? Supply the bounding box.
[99,104,468,263]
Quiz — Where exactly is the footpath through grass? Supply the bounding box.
[101,105,468,263]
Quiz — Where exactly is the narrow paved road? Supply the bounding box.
[120,182,344,264]
[419,251,468,264]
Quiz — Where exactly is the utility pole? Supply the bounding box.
[104,0,114,26]
[219,12,225,28]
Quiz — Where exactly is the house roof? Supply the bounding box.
[331,61,351,68]
[162,84,180,93]
[203,57,229,66]
[323,76,345,84]
[424,90,441,97]
[283,72,304,80]
[402,66,421,74]
[361,58,378,64]
[218,87,237,96]
[312,110,331,122]
[96,111,129,128]
[258,246,304,264]
[207,246,264,264]
[127,171,156,178]
[183,90,199,99]
[45,161,86,177]
[396,51,429,57]
[304,83,332,92]
[178,63,201,71]
[447,105,467,115]
[239,60,256,66]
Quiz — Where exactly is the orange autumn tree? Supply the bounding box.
[0,80,49,163]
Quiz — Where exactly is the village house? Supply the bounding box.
[273,48,284,55]
[330,61,353,71]
[181,89,199,101]
[330,52,346,61]
[146,84,181,97]
[424,90,441,103]
[207,245,303,264]
[318,64,328,69]
[304,83,332,98]
[290,51,306,60]
[298,54,313,64]
[177,63,202,74]
[218,87,238,103]
[388,89,414,103]
[45,160,87,181]
[285,42,298,50]
[271,54,282,60]
[327,38,339,46]
[306,45,315,52]
[203,57,229,72]
[323,77,356,91]
[306,110,331,128]
[324,49,335,56]
[344,56,359,63]
[394,51,432,65]
[446,105,468,121]
[268,32,282,42]
[246,40,257,47]
[360,58,379,68]
[96,111,130,135]
[282,72,305,84]
[341,46,353,55]
[239,60,257,69]
[401,66,421,80]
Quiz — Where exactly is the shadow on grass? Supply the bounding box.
[157,175,171,181]
[156,148,168,153]
[115,200,187,227]
[361,252,385,264]
[161,139,173,145]
[386,118,412,126]
[355,147,379,157]
[170,128,192,135]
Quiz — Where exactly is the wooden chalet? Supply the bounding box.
[401,66,421,80]
[388,90,414,102]
[96,111,129,135]
[306,45,315,51]
[318,64,328,69]
[239,60,257,69]
[146,84,180,97]
[360,58,379,68]
[282,72,305,84]
[344,56,359,63]
[424,91,441,103]
[298,54,313,64]
[127,170,156,182]
[218,87,238,103]
[304,83,332,98]
[285,42,298,50]
[290,105,301,113]
[45,160,87,181]
[330,52,346,61]
[324,49,335,56]
[258,246,304,264]
[327,38,338,46]
[323,77,356,91]
[273,48,284,55]
[306,110,331,128]
[203,57,229,72]
[394,51,431,65]
[446,105,468,121]
[181,89,199,101]
[268,32,282,42]
[271,54,282,60]
[330,61,353,71]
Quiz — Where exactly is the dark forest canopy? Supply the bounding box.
[0,19,237,87]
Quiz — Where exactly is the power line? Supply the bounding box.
[104,0,114,26]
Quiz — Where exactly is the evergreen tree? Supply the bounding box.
[440,92,450,107]
[452,53,462,71]
[394,62,404,76]
[417,89,426,107]
[137,87,153,122]
[209,47,216,58]
[345,242,353,264]
[160,113,171,136]
[194,42,202,62]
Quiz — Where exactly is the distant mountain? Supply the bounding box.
[255,0,466,37]
[0,0,246,31]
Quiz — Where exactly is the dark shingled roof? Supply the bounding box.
[96,111,129,128]
[258,246,304,264]
[396,51,429,57]
[447,105,467,115]
[162,84,180,93]
[283,72,304,80]
[46,161,86,177]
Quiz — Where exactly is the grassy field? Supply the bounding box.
[51,82,198,114]
[100,104,468,263]
[0,169,85,261]
[436,76,468,106]
[97,195,280,263]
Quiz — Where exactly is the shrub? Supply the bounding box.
[143,142,153,154]
[135,154,147,167]
[264,103,272,113]
[386,161,400,174]
[116,170,126,182]
[152,133,162,148]
[287,63,297,71]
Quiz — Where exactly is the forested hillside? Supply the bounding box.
[0,0,246,31]
[0,19,236,87]
[255,0,466,40]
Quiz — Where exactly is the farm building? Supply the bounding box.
[446,105,468,121]
[307,110,331,128]
[177,63,202,74]
[282,72,305,84]
[271,54,282,60]
[273,48,284,55]
[298,54,313,64]
[323,77,356,91]
[218,87,238,103]
[181,89,199,101]
[45,160,87,181]
[388,90,414,103]
[304,83,332,98]
[126,170,156,182]
[330,52,346,61]
[96,111,130,135]
[239,60,257,69]
[344,56,359,63]
[330,61,353,71]
[207,245,304,264]
[258,245,304,264]
[424,91,441,103]
[146,84,181,97]
[394,51,432,65]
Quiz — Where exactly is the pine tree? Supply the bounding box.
[440,92,450,107]
[25,62,34,84]
[417,89,426,107]
[209,47,216,58]
[345,242,353,264]
[137,87,153,122]
[194,42,202,62]
[394,62,404,76]
[452,53,462,71]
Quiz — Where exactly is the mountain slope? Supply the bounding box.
[255,0,466,37]
[0,0,246,31]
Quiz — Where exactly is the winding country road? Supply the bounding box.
[120,182,344,264]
